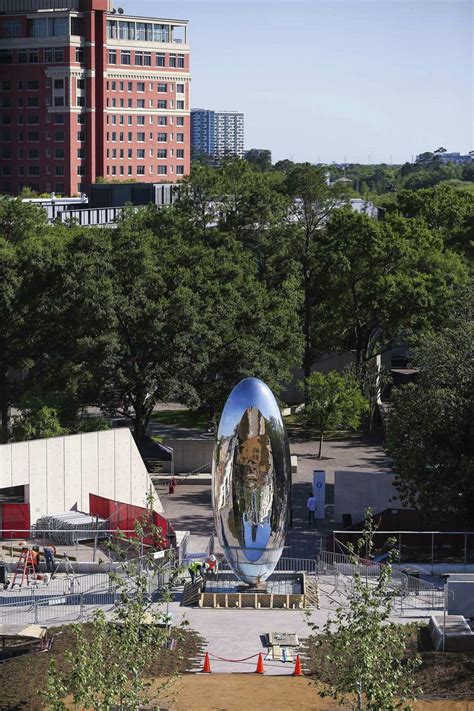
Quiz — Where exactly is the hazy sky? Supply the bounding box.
[129,0,472,163]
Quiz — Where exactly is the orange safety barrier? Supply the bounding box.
[255,653,265,674]
[293,654,303,676]
[202,652,211,673]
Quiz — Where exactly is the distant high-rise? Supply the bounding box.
[191,108,244,160]
[190,109,216,157]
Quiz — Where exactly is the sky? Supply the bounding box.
[128,0,472,164]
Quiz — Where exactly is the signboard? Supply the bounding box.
[312,470,326,520]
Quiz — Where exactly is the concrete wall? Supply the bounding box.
[281,352,356,404]
[0,429,162,525]
[161,438,214,475]
[334,470,401,525]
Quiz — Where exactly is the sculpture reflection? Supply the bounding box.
[212,378,290,585]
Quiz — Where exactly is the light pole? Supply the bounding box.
[441,573,450,652]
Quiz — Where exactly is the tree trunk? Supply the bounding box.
[0,370,10,444]
[318,431,323,459]
[133,402,146,443]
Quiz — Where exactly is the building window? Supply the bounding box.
[177,54,185,68]
[127,132,132,141]
[176,133,184,142]
[108,49,116,64]
[143,52,151,66]
[137,148,145,158]
[54,96,65,107]
[28,148,40,159]
[120,82,124,91]
[137,116,145,125]
[29,17,68,37]
[27,80,39,90]
[156,52,165,67]
[128,148,132,158]
[176,149,184,158]
[157,132,167,142]
[176,116,184,126]
[55,166,64,176]
[135,51,144,66]
[28,131,39,141]
[77,131,85,141]
[111,81,116,91]
[137,132,145,142]
[0,50,13,65]
[137,99,145,108]
[176,165,184,175]
[77,114,86,124]
[77,166,86,175]
[77,96,86,107]
[169,54,177,68]
[75,47,84,63]
[157,100,167,109]
[157,83,167,93]
[137,82,145,92]
[55,148,64,159]
[177,101,185,110]
[55,183,64,193]
[54,48,63,62]
[121,51,131,65]
[128,82,133,91]
[55,131,64,141]
[54,114,64,124]
[77,148,85,158]
[27,97,39,107]
[157,149,167,158]
[18,50,28,64]
[0,80,11,90]
[158,116,167,125]
[177,84,185,93]
[77,79,85,90]
[54,79,64,90]
[2,20,22,37]
[157,166,167,175]
[28,166,40,176]
[27,114,40,124]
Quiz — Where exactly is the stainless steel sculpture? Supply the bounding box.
[212,378,290,585]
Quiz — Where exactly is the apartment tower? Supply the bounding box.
[0,0,191,196]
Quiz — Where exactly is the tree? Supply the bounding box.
[302,371,367,458]
[12,406,66,441]
[284,164,348,380]
[0,199,67,441]
[244,148,272,172]
[313,209,468,363]
[386,307,474,528]
[345,360,391,436]
[308,510,421,710]
[63,212,206,442]
[40,506,181,710]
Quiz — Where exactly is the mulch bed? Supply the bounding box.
[301,624,474,701]
[0,624,205,711]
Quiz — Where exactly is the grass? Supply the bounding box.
[150,409,211,430]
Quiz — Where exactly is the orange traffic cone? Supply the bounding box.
[202,652,211,673]
[255,652,264,674]
[293,654,303,676]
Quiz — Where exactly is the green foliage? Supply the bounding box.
[308,510,421,710]
[12,406,66,441]
[244,148,272,172]
[312,208,468,363]
[302,371,367,457]
[386,303,474,527]
[40,506,181,710]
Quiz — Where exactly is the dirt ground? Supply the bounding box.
[155,676,474,711]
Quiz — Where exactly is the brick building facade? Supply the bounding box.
[0,0,190,196]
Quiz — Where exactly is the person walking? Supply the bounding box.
[307,494,316,526]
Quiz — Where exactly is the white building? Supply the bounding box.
[0,428,163,531]
[215,111,245,159]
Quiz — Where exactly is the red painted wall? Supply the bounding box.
[89,493,174,549]
[0,503,30,539]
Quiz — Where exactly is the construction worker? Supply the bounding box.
[43,544,57,574]
[29,546,40,574]
[187,560,202,585]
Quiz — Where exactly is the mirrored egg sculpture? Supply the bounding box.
[212,377,290,586]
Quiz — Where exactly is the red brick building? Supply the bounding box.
[0,0,190,196]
